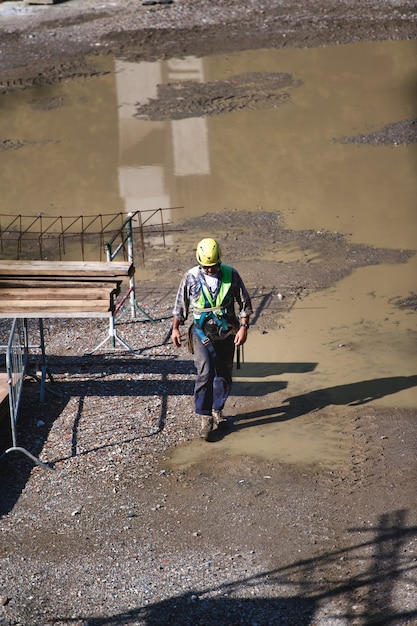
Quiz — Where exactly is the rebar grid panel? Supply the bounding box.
[0,207,181,262]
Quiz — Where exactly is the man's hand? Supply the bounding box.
[171,326,182,348]
[234,326,248,346]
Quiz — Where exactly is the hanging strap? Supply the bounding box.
[192,324,218,363]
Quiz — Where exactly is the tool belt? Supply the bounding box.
[186,320,238,354]
[202,319,237,341]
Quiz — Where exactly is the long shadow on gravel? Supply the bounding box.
[0,355,309,516]
[2,364,416,516]
[232,374,417,427]
[0,355,197,517]
[84,596,316,626]
[208,374,417,443]
[53,509,417,626]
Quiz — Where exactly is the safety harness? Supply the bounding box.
[190,264,234,346]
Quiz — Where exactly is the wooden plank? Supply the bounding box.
[0,372,9,407]
[0,280,122,290]
[0,261,134,278]
[0,300,112,313]
[1,287,118,300]
[0,260,131,272]
[0,311,112,319]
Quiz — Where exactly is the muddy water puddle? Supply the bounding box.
[169,411,348,469]
[170,255,417,470]
[243,258,417,408]
[1,40,416,245]
[0,39,416,467]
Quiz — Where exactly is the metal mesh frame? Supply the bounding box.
[1,319,52,470]
[6,318,28,446]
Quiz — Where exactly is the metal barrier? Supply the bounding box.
[1,318,52,470]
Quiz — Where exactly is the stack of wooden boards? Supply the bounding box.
[0,260,134,418]
[0,260,134,318]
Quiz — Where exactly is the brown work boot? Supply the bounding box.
[199,416,213,440]
[212,409,229,430]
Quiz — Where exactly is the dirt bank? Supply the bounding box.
[0,2,416,626]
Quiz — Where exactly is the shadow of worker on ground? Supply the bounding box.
[210,374,417,441]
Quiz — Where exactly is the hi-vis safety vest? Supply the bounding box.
[190,264,233,330]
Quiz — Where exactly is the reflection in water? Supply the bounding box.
[1,41,415,248]
[111,40,417,250]
[115,56,210,228]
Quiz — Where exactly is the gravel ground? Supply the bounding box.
[1,310,415,626]
[0,218,416,626]
[0,2,416,625]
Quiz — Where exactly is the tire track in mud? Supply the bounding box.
[134,72,301,120]
[0,64,110,96]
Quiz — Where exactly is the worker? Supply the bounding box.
[172,237,252,440]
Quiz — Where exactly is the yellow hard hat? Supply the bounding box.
[196,238,221,266]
